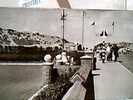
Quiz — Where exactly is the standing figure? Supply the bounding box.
[112,44,119,62]
[106,44,113,61]
[61,51,68,64]
[100,46,106,63]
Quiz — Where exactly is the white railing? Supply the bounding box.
[62,55,93,100]
[28,53,93,100]
[62,81,86,100]
[28,84,48,100]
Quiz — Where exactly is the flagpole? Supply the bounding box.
[91,21,97,47]
[125,0,127,10]
[113,23,114,33]
[112,21,114,33]
[61,9,66,49]
[62,9,65,49]
[82,10,85,48]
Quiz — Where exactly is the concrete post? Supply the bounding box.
[80,55,93,69]
[55,54,62,66]
[42,54,54,85]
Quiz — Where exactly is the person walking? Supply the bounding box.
[112,44,119,62]
[106,44,113,61]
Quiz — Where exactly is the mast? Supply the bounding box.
[82,10,85,48]
[125,0,127,10]
[61,9,66,49]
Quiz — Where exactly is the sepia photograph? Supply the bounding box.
[0,0,133,100]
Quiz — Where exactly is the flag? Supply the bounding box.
[100,31,103,36]
[112,21,115,32]
[91,21,95,25]
[112,21,114,26]
[105,30,108,36]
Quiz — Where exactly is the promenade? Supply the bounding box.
[93,61,133,100]
[1,56,133,100]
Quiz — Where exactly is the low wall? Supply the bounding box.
[62,81,86,100]
[27,52,94,100]
[62,55,93,100]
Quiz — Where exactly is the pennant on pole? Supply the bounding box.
[112,21,114,26]
[91,21,95,25]
[100,31,103,36]
[112,21,115,32]
[105,30,108,36]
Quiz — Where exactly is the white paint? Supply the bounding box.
[62,81,86,100]
[0,62,54,66]
[28,84,48,100]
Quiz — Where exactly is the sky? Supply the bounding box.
[0,1,133,48]
[0,8,133,48]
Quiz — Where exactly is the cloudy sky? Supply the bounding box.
[0,1,133,48]
[0,8,133,48]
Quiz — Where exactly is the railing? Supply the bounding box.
[70,57,92,83]
[27,62,54,100]
[62,81,86,100]
[28,84,48,100]
[62,52,93,100]
[28,50,94,100]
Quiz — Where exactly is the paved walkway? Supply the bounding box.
[93,61,133,100]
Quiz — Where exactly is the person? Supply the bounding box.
[106,44,113,61]
[112,44,119,62]
[102,41,106,47]
[99,41,106,60]
[77,43,82,51]
[61,51,69,64]
[100,46,106,63]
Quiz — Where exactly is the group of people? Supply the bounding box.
[98,42,119,62]
[106,44,119,62]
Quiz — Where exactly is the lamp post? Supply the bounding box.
[125,0,127,10]
[61,9,67,49]
[82,10,85,49]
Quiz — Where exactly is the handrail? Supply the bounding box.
[71,55,92,83]
[62,81,86,100]
[28,53,94,100]
[70,64,91,83]
[28,84,48,100]
[62,55,93,100]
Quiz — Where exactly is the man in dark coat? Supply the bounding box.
[112,44,119,62]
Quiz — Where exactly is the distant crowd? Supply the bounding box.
[95,41,120,62]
